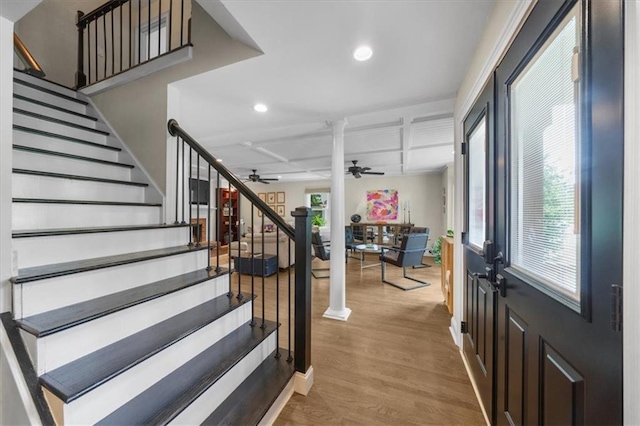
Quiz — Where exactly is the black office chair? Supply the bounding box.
[410,227,431,268]
[345,226,358,261]
[311,232,331,278]
[380,233,430,291]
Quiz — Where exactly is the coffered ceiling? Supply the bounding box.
[174,0,495,181]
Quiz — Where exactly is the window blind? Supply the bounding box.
[468,118,486,249]
[510,7,580,302]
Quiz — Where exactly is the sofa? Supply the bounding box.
[241,232,295,269]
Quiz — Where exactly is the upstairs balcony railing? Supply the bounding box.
[75,0,192,88]
[167,119,313,378]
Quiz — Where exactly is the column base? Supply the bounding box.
[322,307,352,321]
[294,365,314,396]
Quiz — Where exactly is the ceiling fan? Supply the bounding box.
[347,160,385,179]
[245,169,279,184]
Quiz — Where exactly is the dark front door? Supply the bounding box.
[492,0,624,424]
[462,77,497,423]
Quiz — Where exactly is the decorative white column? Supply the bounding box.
[323,119,351,321]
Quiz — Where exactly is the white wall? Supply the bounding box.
[241,173,443,249]
[14,0,104,88]
[441,163,454,232]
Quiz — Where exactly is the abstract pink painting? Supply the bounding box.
[366,189,398,220]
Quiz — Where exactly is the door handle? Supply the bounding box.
[474,266,496,283]
[493,274,506,297]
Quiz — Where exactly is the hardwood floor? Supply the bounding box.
[223,254,484,425]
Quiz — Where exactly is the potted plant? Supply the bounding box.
[431,229,453,264]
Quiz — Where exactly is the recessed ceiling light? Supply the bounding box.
[353,45,373,61]
[278,175,282,179]
[216,158,223,162]
[254,103,268,113]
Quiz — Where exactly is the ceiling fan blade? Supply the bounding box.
[361,167,371,172]
[261,178,279,181]
[258,179,271,184]
[354,172,362,178]
[361,171,385,175]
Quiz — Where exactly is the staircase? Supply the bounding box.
[8,70,295,424]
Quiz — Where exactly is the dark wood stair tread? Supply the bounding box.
[14,108,109,135]
[16,268,226,337]
[12,169,148,188]
[12,198,161,207]
[40,296,256,403]
[95,319,277,425]
[13,125,121,152]
[13,145,133,168]
[14,78,88,105]
[12,223,191,239]
[13,94,98,121]
[12,245,206,284]
[203,349,295,426]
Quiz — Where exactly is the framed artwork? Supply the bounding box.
[366,189,399,220]
[277,205,285,217]
[258,193,266,202]
[267,192,276,204]
[277,192,286,203]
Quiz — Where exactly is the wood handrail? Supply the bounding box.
[14,34,45,78]
[167,119,295,240]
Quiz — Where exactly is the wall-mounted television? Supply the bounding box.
[189,178,209,205]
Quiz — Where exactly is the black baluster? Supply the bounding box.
[174,135,179,224]
[168,0,173,51]
[228,180,232,280]
[103,13,107,78]
[287,237,292,362]
[250,204,255,326]
[261,213,265,329]
[275,227,281,358]
[207,164,212,271]
[157,0,161,57]
[87,18,91,85]
[180,0,184,46]
[181,139,185,224]
[195,155,200,247]
[237,193,243,300]
[111,9,114,76]
[129,1,132,68]
[188,147,193,247]
[293,207,313,375]
[119,6,122,72]
[138,0,141,65]
[94,18,98,81]
[216,171,221,274]
[147,0,151,62]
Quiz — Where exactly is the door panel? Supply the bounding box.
[494,0,623,424]
[462,77,497,423]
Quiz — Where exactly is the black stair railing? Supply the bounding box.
[75,0,192,89]
[167,119,313,375]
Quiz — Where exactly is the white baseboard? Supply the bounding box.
[293,365,314,396]
[258,376,294,426]
[458,349,490,426]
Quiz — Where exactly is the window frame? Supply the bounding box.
[503,2,587,315]
[465,110,489,254]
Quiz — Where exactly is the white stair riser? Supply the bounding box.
[13,98,97,129]
[13,227,187,268]
[170,334,277,425]
[14,114,107,145]
[65,304,253,425]
[13,150,131,181]
[32,275,231,375]
[12,174,144,206]
[14,250,208,318]
[12,202,159,231]
[12,84,87,115]
[14,73,83,100]
[12,130,119,162]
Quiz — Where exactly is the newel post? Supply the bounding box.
[75,11,87,89]
[292,207,313,394]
